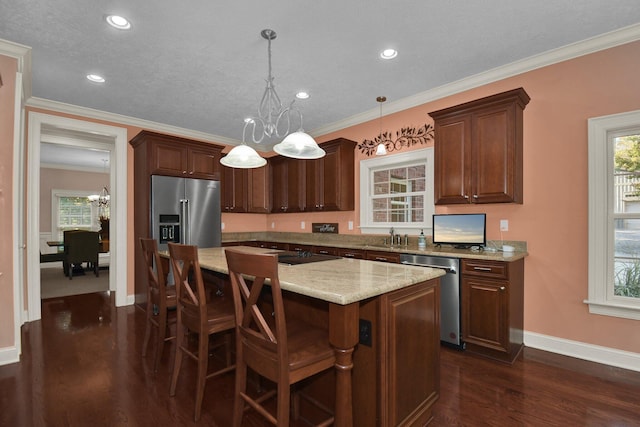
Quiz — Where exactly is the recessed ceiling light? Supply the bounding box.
[87,74,105,83]
[106,15,131,30]
[380,48,398,60]
[296,91,310,100]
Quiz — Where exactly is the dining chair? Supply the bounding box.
[140,238,177,372]
[224,248,336,427]
[64,230,100,280]
[167,242,236,421]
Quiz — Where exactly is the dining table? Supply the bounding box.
[163,245,445,427]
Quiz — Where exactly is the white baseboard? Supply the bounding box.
[524,331,640,372]
[0,345,20,366]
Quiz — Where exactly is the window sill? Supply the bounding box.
[583,299,640,321]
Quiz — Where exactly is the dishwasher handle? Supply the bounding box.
[401,261,456,274]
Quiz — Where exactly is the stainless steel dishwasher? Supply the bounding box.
[400,253,463,349]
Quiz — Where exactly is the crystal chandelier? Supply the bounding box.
[221,29,324,169]
[88,159,110,218]
[88,186,110,207]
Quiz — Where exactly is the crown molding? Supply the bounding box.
[41,163,105,173]
[26,96,242,147]
[0,37,32,99]
[310,22,640,137]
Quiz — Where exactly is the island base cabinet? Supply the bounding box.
[282,279,441,426]
[354,278,441,426]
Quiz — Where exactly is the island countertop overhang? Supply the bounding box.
[174,246,445,305]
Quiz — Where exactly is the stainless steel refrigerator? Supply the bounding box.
[151,175,221,252]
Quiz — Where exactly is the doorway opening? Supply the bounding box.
[26,112,129,321]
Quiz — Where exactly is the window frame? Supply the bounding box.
[587,109,640,320]
[359,147,434,235]
[51,189,100,241]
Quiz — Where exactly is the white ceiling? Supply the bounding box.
[2,0,640,167]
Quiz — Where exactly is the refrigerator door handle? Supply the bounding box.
[180,199,189,244]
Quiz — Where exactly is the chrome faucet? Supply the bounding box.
[389,227,395,246]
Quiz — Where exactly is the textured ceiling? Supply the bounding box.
[2,0,640,162]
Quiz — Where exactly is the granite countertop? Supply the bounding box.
[351,244,528,262]
[222,236,528,262]
[187,246,445,305]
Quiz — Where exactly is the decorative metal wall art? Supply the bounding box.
[358,123,434,156]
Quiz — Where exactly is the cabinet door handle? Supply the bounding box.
[499,286,506,291]
[473,194,478,199]
[375,257,388,261]
[344,253,355,257]
[463,195,469,199]
[182,170,187,174]
[473,266,493,271]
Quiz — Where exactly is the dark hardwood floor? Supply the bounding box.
[1,291,639,426]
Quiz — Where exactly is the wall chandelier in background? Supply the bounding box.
[88,186,110,208]
[221,29,325,169]
[88,159,110,219]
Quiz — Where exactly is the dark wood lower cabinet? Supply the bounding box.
[461,258,524,363]
[337,247,366,259]
[365,250,401,263]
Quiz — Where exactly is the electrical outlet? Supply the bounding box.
[271,222,275,229]
[500,219,509,231]
[301,221,305,229]
[359,319,372,347]
[348,221,353,230]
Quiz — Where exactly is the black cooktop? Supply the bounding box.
[277,251,341,265]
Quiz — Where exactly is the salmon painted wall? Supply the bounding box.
[0,55,17,348]
[226,41,640,354]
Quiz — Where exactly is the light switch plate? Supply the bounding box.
[348,221,353,230]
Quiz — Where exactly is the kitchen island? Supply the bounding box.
[187,246,445,427]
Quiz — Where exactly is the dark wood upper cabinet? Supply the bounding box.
[140,131,222,180]
[221,163,270,214]
[247,164,271,214]
[429,88,530,204]
[305,138,356,211]
[269,156,305,213]
[221,165,247,213]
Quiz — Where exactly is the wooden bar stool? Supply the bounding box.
[140,238,177,372]
[225,248,336,427]
[168,243,236,421]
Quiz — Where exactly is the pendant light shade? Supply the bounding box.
[220,144,267,168]
[273,131,325,159]
[376,96,387,156]
[375,142,387,155]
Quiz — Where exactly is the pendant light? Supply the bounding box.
[376,96,388,155]
[273,131,325,159]
[220,144,267,168]
[221,28,324,168]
